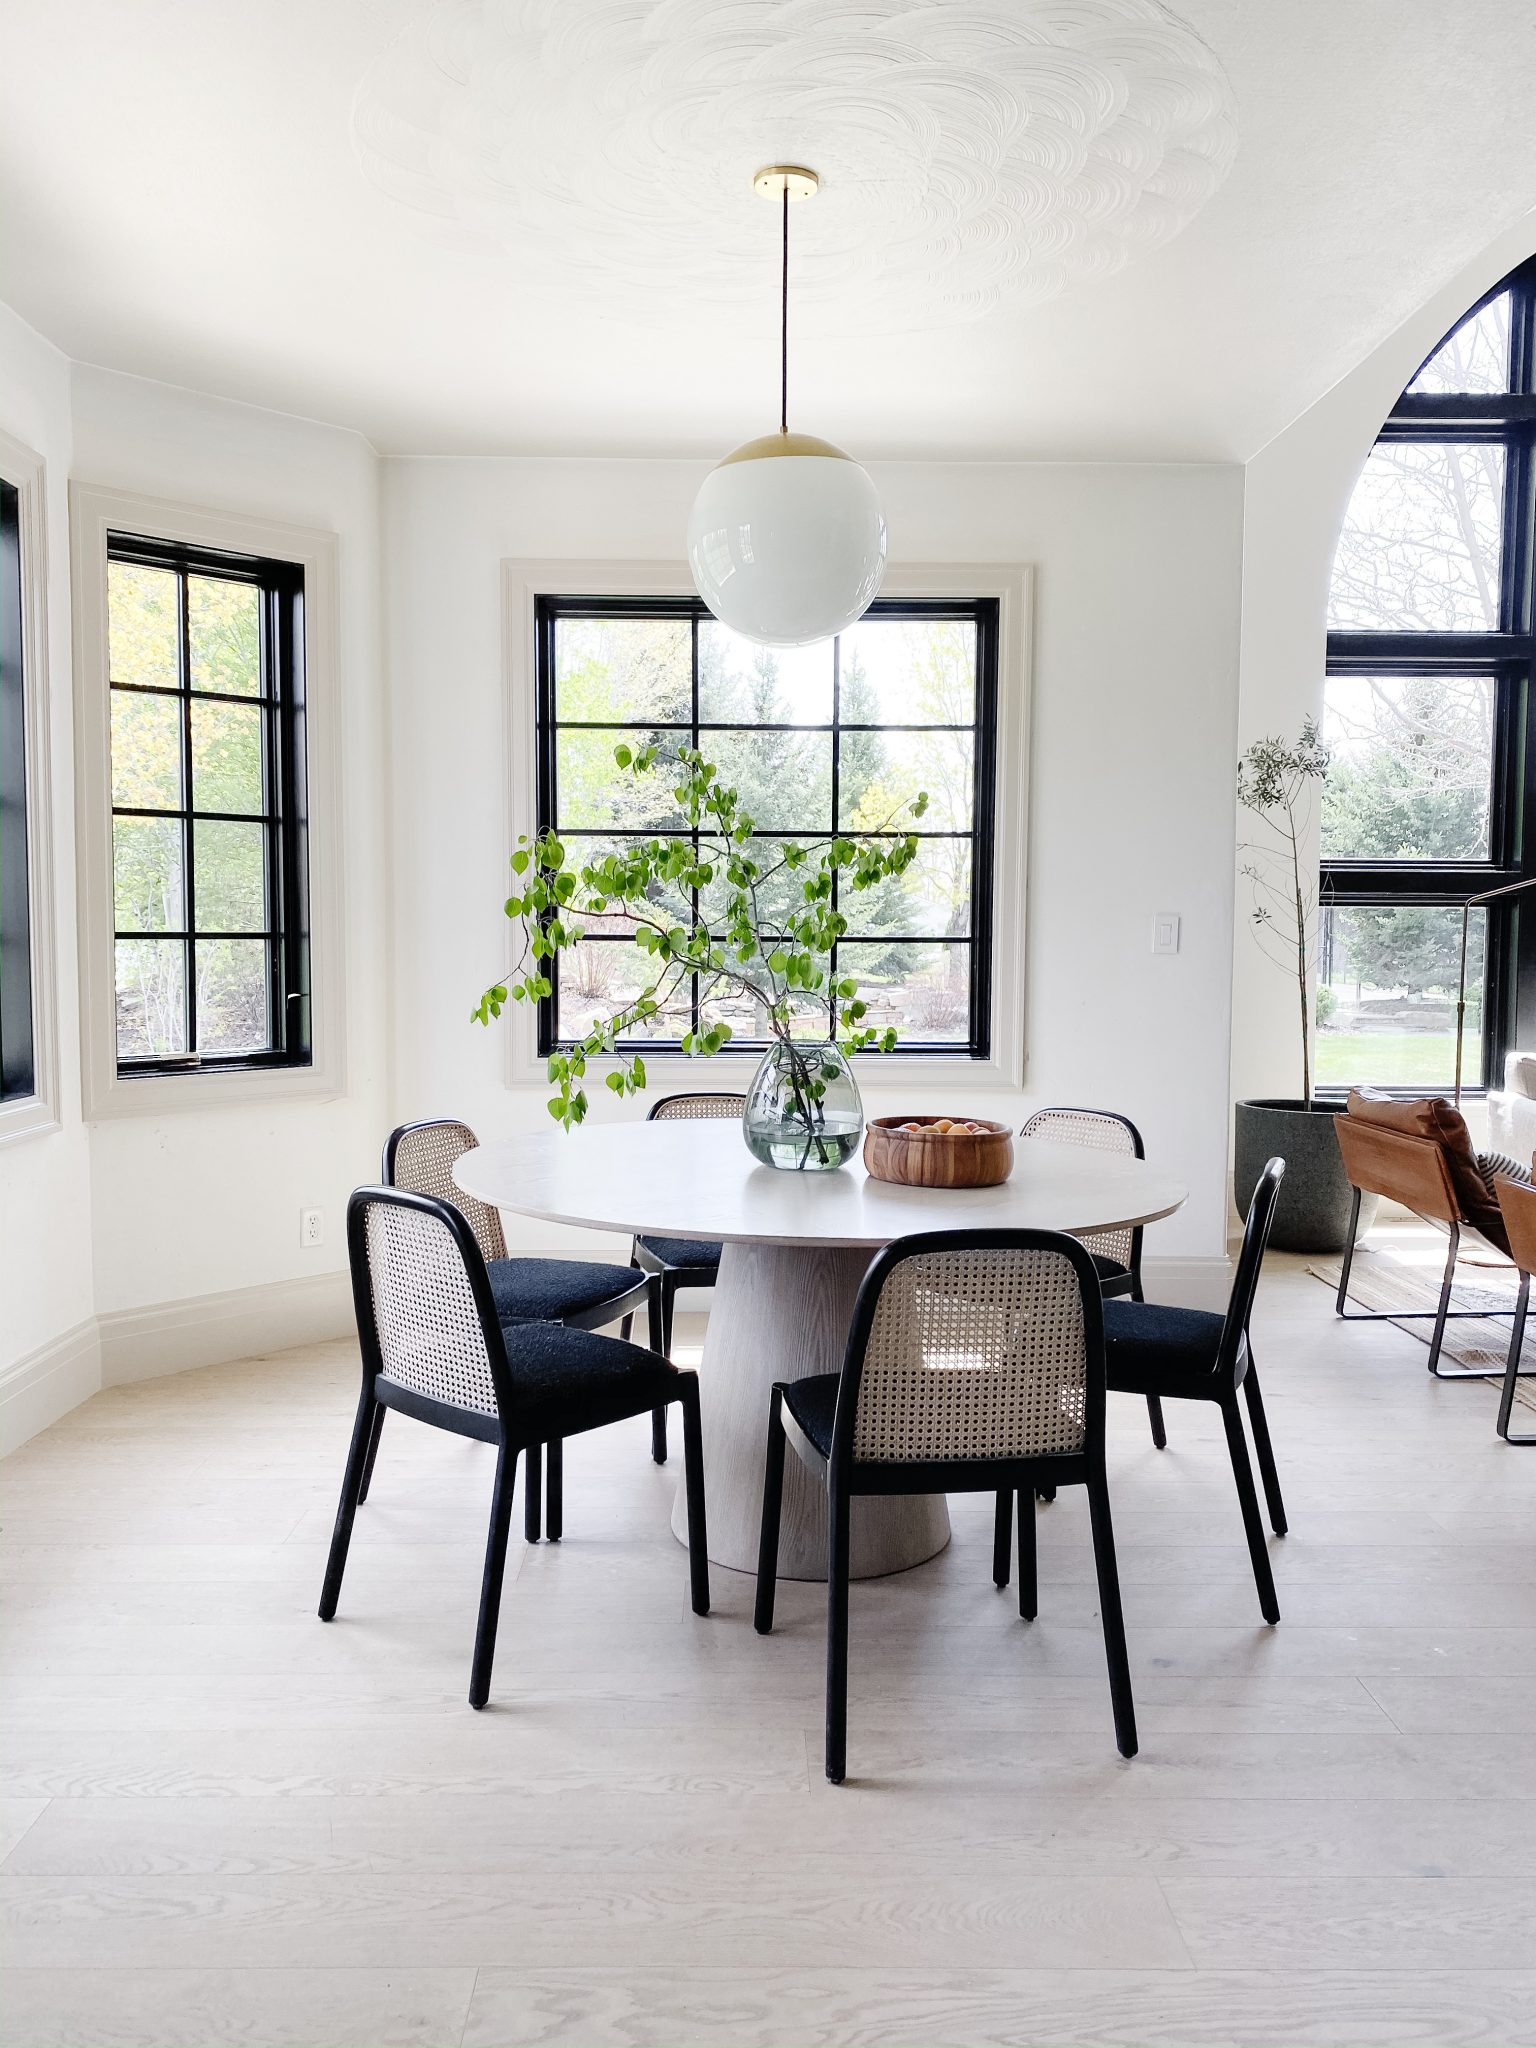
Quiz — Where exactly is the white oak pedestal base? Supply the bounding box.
[670,1241,951,1579]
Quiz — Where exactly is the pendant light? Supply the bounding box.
[687,167,887,648]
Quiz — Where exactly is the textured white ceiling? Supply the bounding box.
[1,0,1534,460]
[352,0,1238,330]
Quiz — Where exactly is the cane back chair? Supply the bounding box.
[382,1119,660,1545]
[993,1107,1159,1581]
[1096,1157,1289,1622]
[754,1229,1136,1782]
[622,1090,748,1448]
[320,1187,708,1708]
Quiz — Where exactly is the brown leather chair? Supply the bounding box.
[1335,1089,1516,1379]
[1492,1177,1536,1442]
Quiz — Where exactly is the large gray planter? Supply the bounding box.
[1234,1099,1377,1254]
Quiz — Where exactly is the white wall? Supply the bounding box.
[1230,213,1536,1110]
[384,456,1245,1271]
[68,368,390,1322]
[0,303,96,1431]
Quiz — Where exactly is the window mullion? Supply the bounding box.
[178,567,197,1056]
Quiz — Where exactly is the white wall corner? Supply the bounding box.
[0,1319,101,1457]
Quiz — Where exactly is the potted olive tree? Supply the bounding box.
[1233,719,1374,1250]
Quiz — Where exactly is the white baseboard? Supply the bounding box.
[0,1272,356,1457]
[98,1270,355,1386]
[0,1319,102,1457]
[1141,1255,1233,1312]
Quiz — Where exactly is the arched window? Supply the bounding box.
[1319,256,1536,1094]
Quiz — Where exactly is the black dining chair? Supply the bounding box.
[754,1228,1137,1782]
[1090,1156,1289,1623]
[994,1105,1159,1581]
[381,1118,660,1544]
[620,1090,747,1455]
[319,1186,709,1708]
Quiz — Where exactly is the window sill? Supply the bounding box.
[510,1046,1023,1093]
[0,1091,62,1148]
[83,1061,340,1121]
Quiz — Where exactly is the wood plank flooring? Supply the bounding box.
[2,1251,1535,2046]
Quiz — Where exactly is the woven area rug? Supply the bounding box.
[1308,1248,1536,1412]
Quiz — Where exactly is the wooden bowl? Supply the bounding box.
[863,1115,1014,1189]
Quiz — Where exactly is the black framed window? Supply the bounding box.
[107,532,310,1075]
[535,595,999,1057]
[1320,256,1536,1095]
[0,477,35,1102]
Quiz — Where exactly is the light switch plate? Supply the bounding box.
[1153,912,1181,956]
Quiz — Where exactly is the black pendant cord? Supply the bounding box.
[780,178,789,437]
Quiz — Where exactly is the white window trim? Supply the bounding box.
[70,483,345,1119]
[0,428,60,1146]
[500,558,1030,1093]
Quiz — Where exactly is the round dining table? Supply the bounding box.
[454,1119,1187,1581]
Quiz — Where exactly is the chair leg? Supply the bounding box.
[649,1280,669,1465]
[1221,1393,1279,1624]
[523,1439,543,1543]
[546,1436,563,1541]
[1335,1186,1363,1315]
[1497,1272,1536,1443]
[1146,1394,1167,1450]
[1426,1224,1459,1378]
[678,1377,710,1617]
[357,1401,386,1504]
[1242,1347,1287,1535]
[1016,1487,1037,1621]
[825,1481,852,1784]
[661,1277,677,1359]
[318,1389,376,1621]
[469,1444,517,1710]
[992,1488,1012,1588]
[1086,1462,1137,1759]
[620,1313,634,1343]
[755,1384,788,1633]
[1036,1482,1056,1503]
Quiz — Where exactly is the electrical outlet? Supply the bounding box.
[300,1207,324,1249]
[1152,912,1181,956]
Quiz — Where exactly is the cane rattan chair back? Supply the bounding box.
[349,1188,509,1430]
[647,1092,748,1122]
[1020,1106,1143,1272]
[847,1244,1092,1465]
[384,1119,507,1264]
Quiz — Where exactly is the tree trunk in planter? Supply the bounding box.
[1233,1100,1378,1254]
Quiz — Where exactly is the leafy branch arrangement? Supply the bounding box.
[1236,717,1331,1108]
[474,741,927,1132]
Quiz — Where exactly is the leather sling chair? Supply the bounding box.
[1334,1088,1526,1380]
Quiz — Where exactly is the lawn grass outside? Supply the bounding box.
[1315,1030,1477,1088]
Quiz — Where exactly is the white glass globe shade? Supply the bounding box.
[687,432,887,647]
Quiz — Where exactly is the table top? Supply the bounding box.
[453,1119,1187,1250]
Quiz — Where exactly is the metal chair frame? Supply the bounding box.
[319,1186,708,1709]
[1336,1187,1526,1384]
[754,1228,1137,1782]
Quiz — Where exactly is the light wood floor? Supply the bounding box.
[3,1250,1535,2047]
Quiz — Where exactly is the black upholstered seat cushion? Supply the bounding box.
[637,1235,724,1273]
[486,1256,644,1327]
[500,1320,678,1437]
[781,1373,841,1460]
[1102,1298,1234,1400]
[1092,1253,1132,1291]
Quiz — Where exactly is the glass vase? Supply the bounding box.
[742,1038,864,1172]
